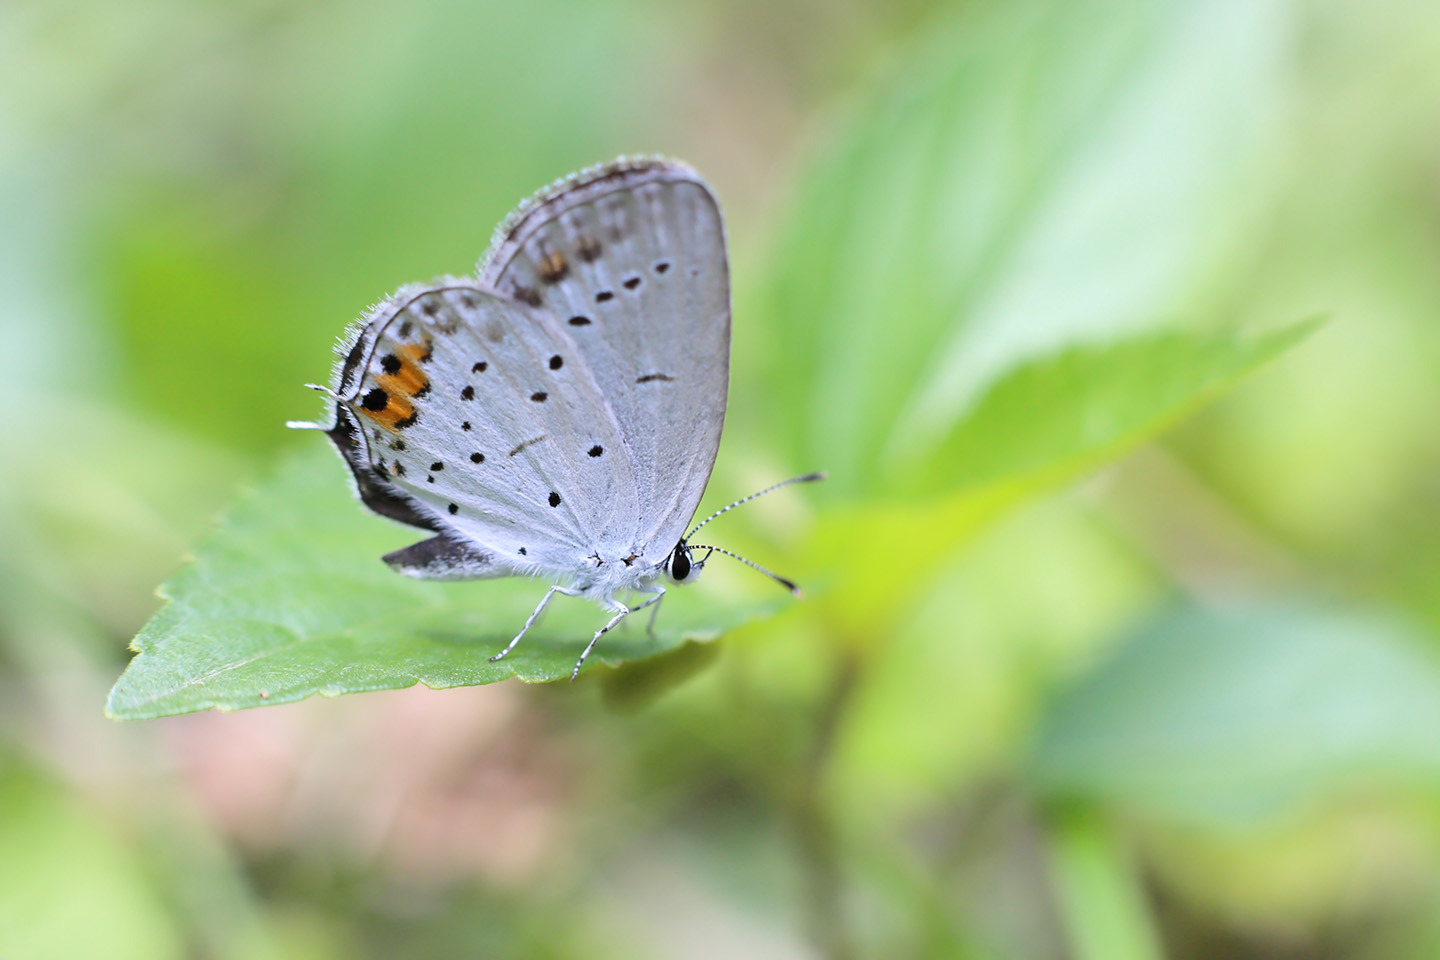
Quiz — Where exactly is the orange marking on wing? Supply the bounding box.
[378,368,425,398]
[381,340,432,397]
[358,393,415,431]
[540,250,569,283]
[398,340,431,366]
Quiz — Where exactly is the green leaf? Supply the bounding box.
[1028,603,1440,825]
[905,319,1322,497]
[755,0,1291,498]
[805,320,1319,636]
[107,446,783,719]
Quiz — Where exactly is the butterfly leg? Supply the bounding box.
[571,598,631,681]
[631,585,666,639]
[491,584,580,663]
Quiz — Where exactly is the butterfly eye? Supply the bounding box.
[667,544,692,583]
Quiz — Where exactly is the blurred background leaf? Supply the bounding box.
[1031,603,1440,824]
[752,0,1291,497]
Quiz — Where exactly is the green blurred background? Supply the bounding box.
[5,0,1440,957]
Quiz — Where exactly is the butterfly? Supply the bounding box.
[291,157,822,679]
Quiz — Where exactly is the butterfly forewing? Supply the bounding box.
[480,160,731,558]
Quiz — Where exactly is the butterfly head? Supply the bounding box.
[664,542,706,585]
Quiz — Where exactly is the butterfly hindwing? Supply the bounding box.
[325,281,637,576]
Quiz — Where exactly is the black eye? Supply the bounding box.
[671,545,691,581]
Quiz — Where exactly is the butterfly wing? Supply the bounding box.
[321,280,639,578]
[479,158,731,560]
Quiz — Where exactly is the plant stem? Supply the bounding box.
[1047,807,1166,960]
[794,645,861,960]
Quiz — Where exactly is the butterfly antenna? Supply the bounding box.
[286,384,344,430]
[303,382,343,401]
[689,545,802,597]
[685,472,826,541]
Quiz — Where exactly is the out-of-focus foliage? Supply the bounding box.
[6,0,1440,957]
[1032,604,1440,823]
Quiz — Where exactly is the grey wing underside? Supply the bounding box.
[314,157,729,580]
[480,158,731,558]
[320,282,638,579]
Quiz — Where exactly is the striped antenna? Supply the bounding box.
[286,383,345,430]
[689,545,801,597]
[684,472,825,542]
